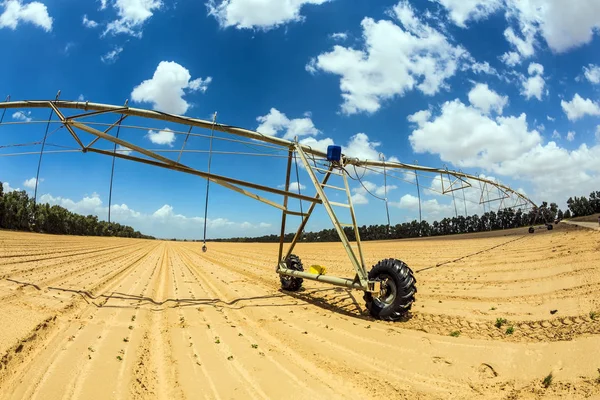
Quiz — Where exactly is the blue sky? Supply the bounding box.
[1,0,600,239]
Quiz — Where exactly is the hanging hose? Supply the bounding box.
[414,161,422,235]
[202,112,217,252]
[293,151,304,218]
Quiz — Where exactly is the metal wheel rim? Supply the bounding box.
[376,274,397,305]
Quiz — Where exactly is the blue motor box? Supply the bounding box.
[326,145,342,162]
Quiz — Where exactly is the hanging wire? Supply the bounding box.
[445,168,458,219]
[33,91,60,208]
[202,112,217,252]
[0,95,9,124]
[414,161,422,229]
[379,153,391,232]
[293,150,304,218]
[107,117,124,226]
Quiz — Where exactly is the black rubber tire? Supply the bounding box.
[363,259,416,321]
[547,224,553,231]
[280,254,303,292]
[528,227,535,234]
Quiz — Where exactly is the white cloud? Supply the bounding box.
[433,0,503,27]
[551,130,561,139]
[100,46,123,64]
[100,0,108,10]
[278,181,306,192]
[547,115,555,122]
[521,62,545,101]
[596,126,600,142]
[207,0,329,30]
[390,194,453,217]
[256,108,320,140]
[308,1,469,114]
[583,64,600,84]
[146,128,175,146]
[500,51,521,67]
[330,32,347,41]
[502,26,536,65]
[467,83,508,115]
[38,192,272,239]
[103,0,162,37]
[0,0,52,31]
[82,14,98,28]
[116,145,132,155]
[131,61,211,115]
[12,110,31,122]
[561,94,600,121]
[566,131,576,142]
[408,98,542,170]
[351,180,397,206]
[23,177,42,189]
[77,94,85,101]
[471,61,498,76]
[505,0,600,54]
[2,182,18,192]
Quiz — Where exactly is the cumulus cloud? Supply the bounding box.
[433,0,503,27]
[521,62,545,101]
[0,0,52,31]
[278,181,306,192]
[207,0,329,30]
[409,87,541,170]
[38,192,272,239]
[82,14,98,28]
[117,145,132,155]
[566,131,576,142]
[103,0,162,37]
[467,83,508,115]
[583,64,600,84]
[146,128,175,146]
[256,108,320,140]
[23,177,42,189]
[307,1,469,114]
[100,46,123,64]
[561,94,600,121]
[470,61,498,76]
[351,180,397,206]
[2,181,19,192]
[390,194,453,217]
[131,61,212,115]
[330,32,347,41]
[12,110,31,122]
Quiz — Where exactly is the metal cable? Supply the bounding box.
[107,119,124,225]
[202,113,217,248]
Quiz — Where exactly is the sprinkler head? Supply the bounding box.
[202,245,207,253]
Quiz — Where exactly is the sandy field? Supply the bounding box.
[0,225,599,399]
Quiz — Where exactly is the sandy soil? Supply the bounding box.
[0,226,599,399]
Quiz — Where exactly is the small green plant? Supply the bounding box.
[251,344,258,349]
[259,352,265,356]
[506,326,514,335]
[131,316,136,322]
[449,331,460,337]
[542,373,553,388]
[227,355,234,361]
[88,346,95,352]
[590,311,598,320]
[128,325,133,330]
[366,325,371,329]
[495,318,507,328]
[238,333,243,337]
[207,324,211,329]
[123,337,129,343]
[595,368,600,384]
[116,355,123,361]
[490,307,497,311]
[214,337,220,344]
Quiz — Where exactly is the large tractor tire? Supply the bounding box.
[280,254,304,292]
[528,226,535,234]
[364,259,416,321]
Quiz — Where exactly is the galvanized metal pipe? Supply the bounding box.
[277,267,367,291]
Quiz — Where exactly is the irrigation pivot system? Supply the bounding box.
[0,98,538,321]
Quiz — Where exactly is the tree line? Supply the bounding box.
[214,191,600,243]
[0,182,154,239]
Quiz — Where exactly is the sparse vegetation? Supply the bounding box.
[251,344,258,349]
[490,307,497,311]
[123,337,129,342]
[590,311,597,320]
[449,331,460,337]
[116,355,123,361]
[505,326,514,335]
[542,373,553,388]
[495,318,507,328]
[227,356,234,361]
[128,325,134,330]
[214,337,220,344]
